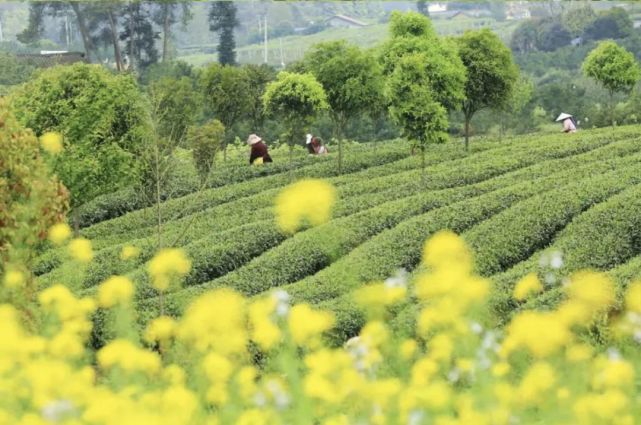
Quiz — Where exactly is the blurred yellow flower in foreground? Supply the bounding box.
[275,179,336,233]
[120,245,141,261]
[40,132,63,154]
[3,269,25,289]
[147,248,191,291]
[48,223,72,246]
[68,237,93,263]
[97,275,134,308]
[513,273,543,301]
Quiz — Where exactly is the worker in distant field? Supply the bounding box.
[306,133,329,155]
[247,134,273,165]
[556,113,577,133]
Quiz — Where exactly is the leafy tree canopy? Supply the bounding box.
[583,40,640,95]
[9,63,150,209]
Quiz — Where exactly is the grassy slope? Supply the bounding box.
[179,17,519,67]
[39,126,641,342]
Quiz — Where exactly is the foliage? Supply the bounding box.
[535,18,571,53]
[387,53,448,171]
[200,63,251,150]
[298,40,385,172]
[263,71,328,159]
[0,100,68,273]
[242,64,277,134]
[583,40,640,126]
[187,119,225,183]
[208,1,238,66]
[458,29,518,149]
[9,64,150,211]
[119,2,160,70]
[562,4,596,37]
[584,7,633,41]
[0,52,36,87]
[148,76,202,144]
[138,60,197,87]
[583,40,640,96]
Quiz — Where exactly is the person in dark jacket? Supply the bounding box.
[247,134,273,165]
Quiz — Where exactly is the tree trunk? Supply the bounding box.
[464,114,471,152]
[335,115,346,175]
[70,3,92,62]
[420,146,426,184]
[107,10,123,71]
[610,90,615,128]
[162,3,171,62]
[128,1,135,71]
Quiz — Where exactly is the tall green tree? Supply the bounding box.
[120,2,159,70]
[298,41,385,173]
[209,1,238,66]
[149,76,202,144]
[9,64,150,226]
[458,29,518,150]
[387,53,449,181]
[583,40,641,126]
[584,7,633,41]
[187,119,225,184]
[263,72,328,166]
[243,64,276,134]
[380,11,467,112]
[201,63,251,158]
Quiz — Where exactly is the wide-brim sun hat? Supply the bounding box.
[555,113,573,122]
[247,134,262,145]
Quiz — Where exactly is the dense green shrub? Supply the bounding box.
[9,64,150,211]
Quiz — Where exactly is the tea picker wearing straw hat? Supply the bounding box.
[247,134,273,165]
[556,113,577,133]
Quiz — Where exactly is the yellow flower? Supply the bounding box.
[502,311,571,358]
[275,179,336,233]
[48,223,72,246]
[513,273,543,301]
[97,275,133,308]
[144,316,177,344]
[400,339,418,360]
[253,157,264,165]
[288,304,335,346]
[147,248,191,291]
[566,344,593,363]
[248,296,281,351]
[591,357,635,389]
[565,271,615,317]
[177,288,246,355]
[97,339,160,375]
[68,238,93,263]
[491,362,510,378]
[422,230,472,272]
[3,269,25,289]
[40,132,63,154]
[624,281,641,313]
[120,245,141,261]
[518,362,556,406]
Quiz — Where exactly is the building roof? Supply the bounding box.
[326,15,368,27]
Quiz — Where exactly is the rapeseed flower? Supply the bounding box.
[248,296,281,351]
[177,288,246,354]
[48,223,72,246]
[144,316,177,345]
[288,303,335,346]
[3,269,25,289]
[97,276,133,308]
[502,311,571,358]
[565,271,615,318]
[147,248,191,291]
[275,179,336,233]
[97,339,160,375]
[624,281,641,313]
[422,230,472,272]
[120,245,141,261]
[513,273,543,300]
[40,132,63,154]
[68,238,93,263]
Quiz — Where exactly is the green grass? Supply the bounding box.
[38,125,641,345]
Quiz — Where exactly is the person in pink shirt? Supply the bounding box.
[556,113,577,133]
